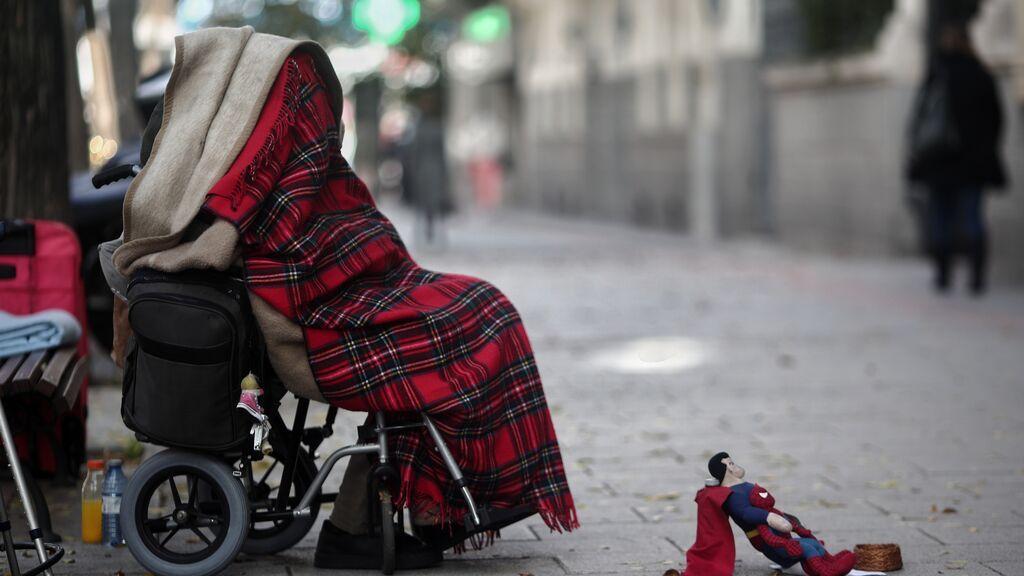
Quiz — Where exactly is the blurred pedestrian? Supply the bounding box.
[907,22,1007,295]
[401,87,453,245]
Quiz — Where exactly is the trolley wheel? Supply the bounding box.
[379,487,396,575]
[121,450,249,576]
[242,441,320,554]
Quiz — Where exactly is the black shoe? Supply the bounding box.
[314,521,443,570]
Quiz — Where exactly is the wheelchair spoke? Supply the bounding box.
[168,477,183,507]
[191,527,212,546]
[160,527,180,547]
[188,475,198,507]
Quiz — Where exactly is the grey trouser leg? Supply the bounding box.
[329,453,372,534]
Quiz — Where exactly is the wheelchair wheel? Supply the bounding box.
[122,450,249,576]
[242,441,320,555]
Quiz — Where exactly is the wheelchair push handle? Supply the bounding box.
[91,164,140,189]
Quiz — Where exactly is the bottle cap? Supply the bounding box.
[107,459,123,468]
[87,459,105,471]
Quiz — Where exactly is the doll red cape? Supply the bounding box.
[683,485,735,576]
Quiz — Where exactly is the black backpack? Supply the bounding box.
[907,64,960,180]
[121,268,255,451]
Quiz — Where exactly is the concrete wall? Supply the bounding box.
[767,74,1024,281]
[514,73,693,230]
[717,57,769,236]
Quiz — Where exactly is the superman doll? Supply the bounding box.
[708,452,857,576]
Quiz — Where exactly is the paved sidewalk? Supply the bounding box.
[14,205,1024,575]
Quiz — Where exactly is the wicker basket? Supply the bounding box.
[855,543,903,571]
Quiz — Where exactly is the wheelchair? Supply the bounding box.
[118,360,501,576]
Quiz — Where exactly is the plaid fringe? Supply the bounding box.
[230,58,301,210]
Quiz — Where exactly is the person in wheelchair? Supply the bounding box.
[99,27,577,573]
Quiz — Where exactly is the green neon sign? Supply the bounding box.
[353,0,421,45]
[463,5,511,43]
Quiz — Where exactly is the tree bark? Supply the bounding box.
[1,0,72,222]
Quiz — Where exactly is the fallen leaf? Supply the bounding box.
[662,570,681,576]
[644,492,681,502]
[944,560,967,570]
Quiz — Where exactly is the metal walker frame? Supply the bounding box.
[0,397,64,576]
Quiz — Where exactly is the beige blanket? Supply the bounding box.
[111,27,343,401]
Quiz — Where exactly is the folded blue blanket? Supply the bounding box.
[0,310,82,360]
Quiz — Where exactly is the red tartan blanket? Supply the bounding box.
[203,53,577,532]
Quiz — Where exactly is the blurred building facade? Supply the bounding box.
[506,0,1024,280]
[508,0,765,238]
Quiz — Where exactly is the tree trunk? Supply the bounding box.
[0,0,72,222]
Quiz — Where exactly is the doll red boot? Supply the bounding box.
[801,552,856,576]
[833,550,856,566]
[800,557,822,576]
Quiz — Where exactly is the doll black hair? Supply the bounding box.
[708,451,730,482]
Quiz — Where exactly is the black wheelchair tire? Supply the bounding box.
[122,450,249,576]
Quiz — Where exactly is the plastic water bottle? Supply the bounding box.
[102,459,126,546]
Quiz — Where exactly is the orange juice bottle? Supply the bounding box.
[81,459,105,544]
